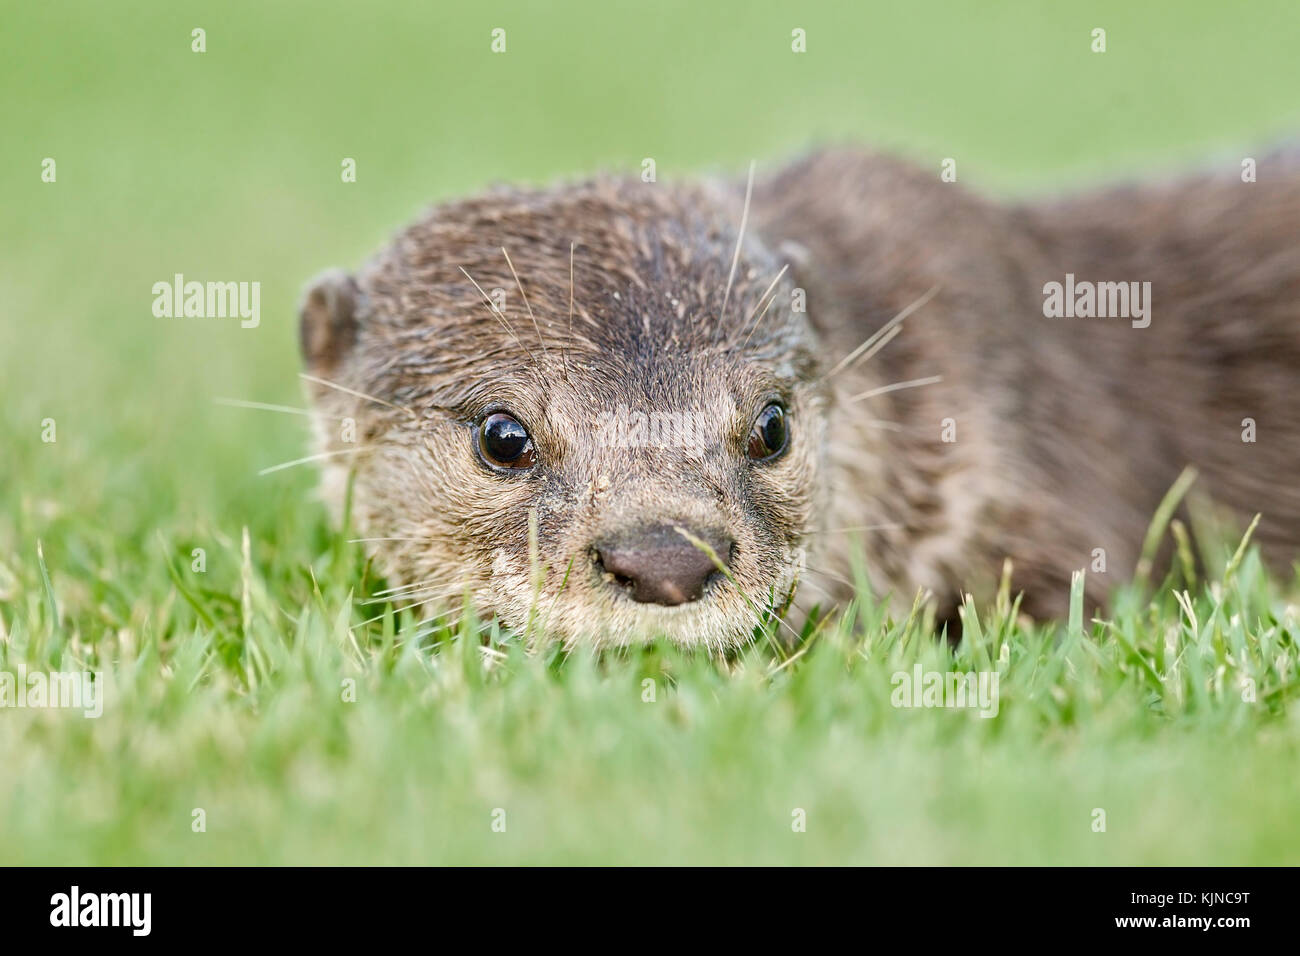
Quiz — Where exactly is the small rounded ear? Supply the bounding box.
[299,269,361,374]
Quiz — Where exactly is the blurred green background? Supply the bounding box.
[4,0,1299,544]
[3,0,1300,867]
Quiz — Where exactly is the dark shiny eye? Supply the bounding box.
[478,412,537,471]
[747,403,789,461]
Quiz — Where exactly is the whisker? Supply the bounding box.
[739,262,790,348]
[672,524,800,645]
[360,583,464,607]
[215,397,318,418]
[299,373,417,419]
[351,593,465,632]
[719,159,756,324]
[367,580,470,607]
[348,536,427,544]
[258,446,370,476]
[718,577,799,649]
[845,375,943,405]
[371,576,450,597]
[542,555,576,630]
[564,240,577,373]
[802,563,859,592]
[825,283,941,378]
[458,265,537,363]
[796,575,838,599]
[843,322,902,372]
[806,523,904,535]
[782,605,840,659]
[501,246,550,359]
[747,589,803,644]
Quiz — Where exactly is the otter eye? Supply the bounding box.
[478,412,537,471]
[747,403,789,461]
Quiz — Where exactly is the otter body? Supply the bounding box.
[301,149,1300,645]
[758,150,1300,619]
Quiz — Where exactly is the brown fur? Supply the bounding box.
[302,177,824,649]
[301,148,1300,645]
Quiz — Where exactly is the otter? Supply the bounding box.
[299,148,1300,647]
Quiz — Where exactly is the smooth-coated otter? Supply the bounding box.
[299,148,1300,647]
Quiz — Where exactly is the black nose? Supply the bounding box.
[594,525,732,606]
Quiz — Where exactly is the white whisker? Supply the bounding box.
[351,594,465,631]
[258,446,369,476]
[740,262,790,348]
[803,563,858,591]
[806,523,904,535]
[846,375,943,404]
[215,397,316,418]
[459,265,536,363]
[719,160,756,324]
[299,373,417,419]
[502,246,550,359]
[371,576,452,597]
[826,283,940,378]
[360,584,464,607]
[844,323,902,371]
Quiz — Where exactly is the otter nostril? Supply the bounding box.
[594,525,733,607]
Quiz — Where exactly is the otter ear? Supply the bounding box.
[299,269,361,374]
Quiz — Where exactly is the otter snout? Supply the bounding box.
[594,525,732,606]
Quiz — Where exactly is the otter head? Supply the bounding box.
[300,177,828,649]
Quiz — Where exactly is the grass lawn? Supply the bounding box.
[2,0,1299,864]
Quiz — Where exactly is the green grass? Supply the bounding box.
[3,0,1300,864]
[2,504,1298,864]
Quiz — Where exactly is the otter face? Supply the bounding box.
[300,179,827,649]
